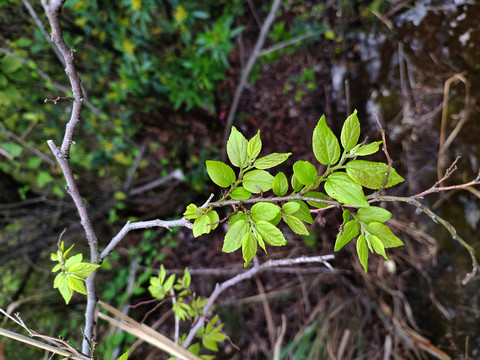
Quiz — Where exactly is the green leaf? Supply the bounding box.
[251,202,280,222]
[163,274,176,292]
[283,215,309,235]
[56,274,74,304]
[324,172,369,207]
[334,220,359,251]
[312,115,340,165]
[193,214,210,237]
[65,253,83,269]
[247,130,262,159]
[355,141,382,156]
[116,351,129,360]
[68,277,87,295]
[304,191,329,209]
[69,262,100,278]
[183,203,199,219]
[356,234,369,273]
[256,220,287,246]
[242,231,257,267]
[253,152,291,169]
[230,186,251,200]
[282,201,300,214]
[342,209,351,224]
[291,174,303,192]
[1,142,23,157]
[37,171,54,188]
[229,211,247,226]
[291,200,313,224]
[242,170,274,193]
[51,263,61,273]
[223,219,248,253]
[227,126,248,168]
[366,222,404,248]
[368,234,388,260]
[1,56,22,74]
[272,172,288,196]
[346,160,404,189]
[293,160,318,185]
[357,206,392,224]
[206,160,235,188]
[341,110,360,152]
[207,210,219,230]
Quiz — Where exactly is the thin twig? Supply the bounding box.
[273,314,287,360]
[223,0,283,147]
[373,195,478,284]
[437,72,469,182]
[182,254,335,349]
[22,0,65,66]
[259,30,324,57]
[128,169,184,196]
[100,218,193,260]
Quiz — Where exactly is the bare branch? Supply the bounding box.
[182,254,335,349]
[41,0,100,354]
[373,195,478,284]
[100,218,193,260]
[128,169,184,196]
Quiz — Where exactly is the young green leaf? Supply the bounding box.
[334,219,359,251]
[293,160,318,185]
[272,172,289,196]
[65,253,83,269]
[256,220,287,246]
[55,274,74,304]
[291,174,303,192]
[227,126,248,168]
[242,170,274,193]
[324,172,369,207]
[368,234,388,260]
[356,234,369,273]
[291,200,314,224]
[223,219,248,253]
[247,130,262,159]
[341,110,360,152]
[193,214,210,237]
[304,191,329,208]
[254,152,292,169]
[342,209,351,224]
[230,186,251,200]
[229,211,247,226]
[366,222,404,248]
[183,203,199,219]
[116,351,129,360]
[207,210,219,230]
[346,160,404,189]
[68,262,100,278]
[51,263,61,273]
[282,201,300,214]
[163,274,176,293]
[206,160,236,188]
[283,215,309,235]
[68,277,87,295]
[357,206,392,224]
[251,202,280,222]
[355,141,382,156]
[312,115,340,165]
[242,231,257,267]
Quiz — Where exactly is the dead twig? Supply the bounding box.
[223,0,283,148]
